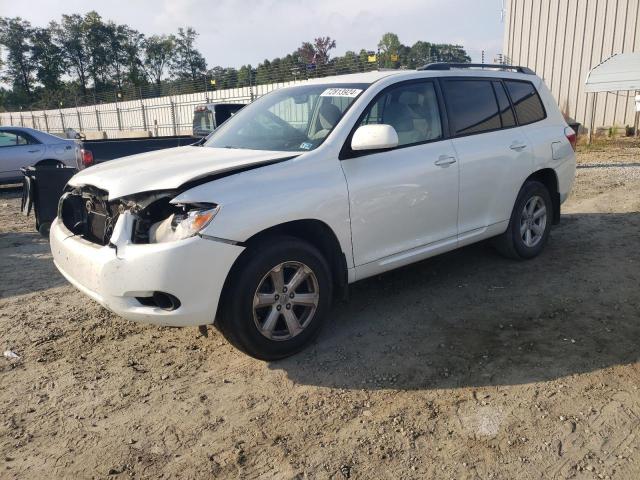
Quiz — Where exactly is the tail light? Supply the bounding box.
[81,148,94,167]
[564,126,577,151]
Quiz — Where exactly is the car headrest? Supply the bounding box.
[383,103,415,133]
[398,91,420,105]
[318,102,342,130]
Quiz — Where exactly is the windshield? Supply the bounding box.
[204,83,368,152]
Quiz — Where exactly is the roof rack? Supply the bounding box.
[417,63,536,75]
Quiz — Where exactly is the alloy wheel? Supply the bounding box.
[520,195,547,248]
[252,261,320,341]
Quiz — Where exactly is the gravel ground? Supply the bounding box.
[1,138,639,479]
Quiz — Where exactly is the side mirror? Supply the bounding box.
[351,124,399,151]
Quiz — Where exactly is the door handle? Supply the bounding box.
[28,149,39,153]
[510,142,527,151]
[435,155,457,167]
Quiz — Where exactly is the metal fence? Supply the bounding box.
[0,55,393,137]
[0,81,307,138]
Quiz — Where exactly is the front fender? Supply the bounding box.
[172,152,354,267]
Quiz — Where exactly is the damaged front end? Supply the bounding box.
[58,186,219,246]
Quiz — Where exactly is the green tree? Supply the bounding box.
[434,44,471,63]
[209,66,239,89]
[237,64,254,87]
[106,24,144,90]
[31,25,66,91]
[412,42,471,65]
[143,35,174,85]
[55,14,90,94]
[0,13,473,110]
[83,12,112,89]
[377,32,402,68]
[0,17,36,97]
[407,41,433,68]
[120,27,146,87]
[170,27,207,81]
[255,59,272,84]
[334,50,362,74]
[0,86,8,111]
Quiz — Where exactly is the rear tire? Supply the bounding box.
[216,236,332,360]
[493,180,553,260]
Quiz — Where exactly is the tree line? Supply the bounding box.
[0,12,470,110]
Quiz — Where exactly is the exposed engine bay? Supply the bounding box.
[58,186,217,246]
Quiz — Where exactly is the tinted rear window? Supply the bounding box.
[492,81,516,128]
[215,104,244,124]
[193,111,213,130]
[505,80,546,125]
[442,80,501,136]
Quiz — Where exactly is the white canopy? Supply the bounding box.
[585,53,640,92]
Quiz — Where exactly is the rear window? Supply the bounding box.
[215,104,244,125]
[193,110,213,130]
[504,80,546,125]
[492,81,517,128]
[442,80,501,136]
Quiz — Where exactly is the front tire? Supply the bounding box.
[216,236,332,360]
[493,180,553,260]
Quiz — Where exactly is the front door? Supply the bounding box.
[340,80,459,267]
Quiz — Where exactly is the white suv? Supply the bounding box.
[50,64,576,360]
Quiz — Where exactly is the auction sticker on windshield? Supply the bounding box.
[320,88,362,97]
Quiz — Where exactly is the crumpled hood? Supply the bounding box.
[68,146,296,199]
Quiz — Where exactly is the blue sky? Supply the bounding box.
[1,0,506,67]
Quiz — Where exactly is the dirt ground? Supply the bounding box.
[1,139,639,479]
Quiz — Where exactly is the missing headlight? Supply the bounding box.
[119,190,218,244]
[148,204,219,243]
[124,191,179,244]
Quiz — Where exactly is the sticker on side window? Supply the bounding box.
[320,88,362,98]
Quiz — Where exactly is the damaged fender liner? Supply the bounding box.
[59,155,296,246]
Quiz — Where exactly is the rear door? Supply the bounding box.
[441,78,533,236]
[341,80,460,266]
[0,130,45,181]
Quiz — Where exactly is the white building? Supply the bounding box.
[503,0,640,132]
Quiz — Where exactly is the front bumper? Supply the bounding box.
[50,216,244,327]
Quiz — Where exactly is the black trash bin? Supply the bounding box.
[21,165,77,236]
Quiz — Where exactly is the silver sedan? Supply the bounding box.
[0,126,87,184]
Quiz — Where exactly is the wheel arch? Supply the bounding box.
[215,219,349,322]
[525,168,560,224]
